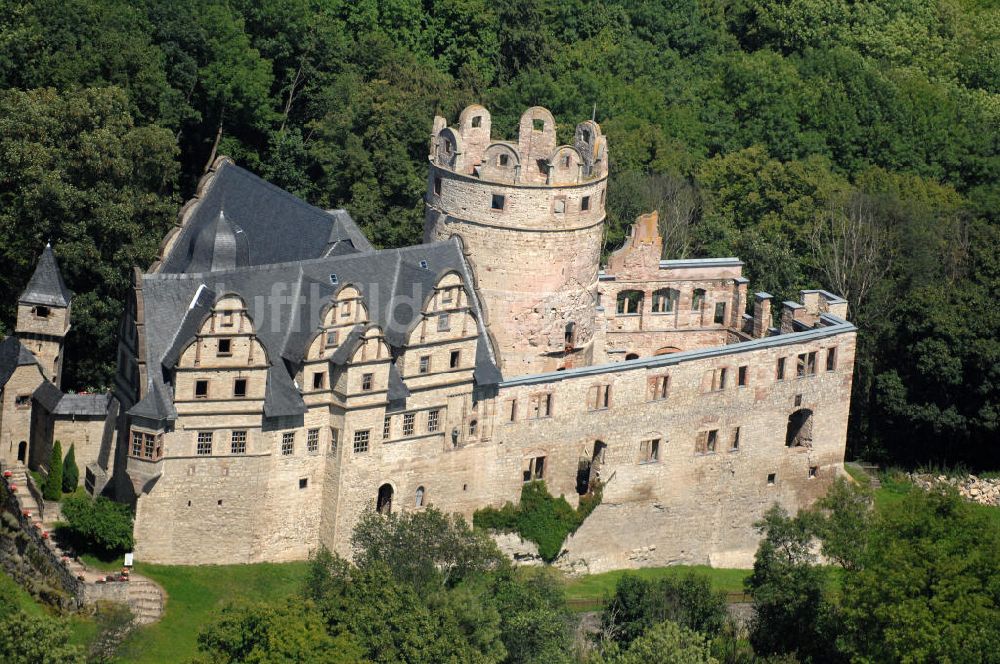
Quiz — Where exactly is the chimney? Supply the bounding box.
[752,293,772,338]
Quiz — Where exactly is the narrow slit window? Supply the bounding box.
[581,195,590,211]
[738,365,748,387]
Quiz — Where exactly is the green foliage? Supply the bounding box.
[351,506,506,593]
[60,494,134,555]
[600,572,727,647]
[473,481,602,562]
[600,619,718,664]
[0,610,84,664]
[487,567,573,664]
[61,443,79,493]
[42,440,63,501]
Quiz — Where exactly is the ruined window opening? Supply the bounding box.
[491,194,505,210]
[498,154,509,167]
[767,473,776,485]
[361,373,373,391]
[553,198,565,214]
[588,384,611,410]
[299,478,308,489]
[307,429,319,453]
[523,456,546,482]
[281,432,295,455]
[562,155,571,167]
[419,355,430,374]
[692,289,706,311]
[738,365,748,387]
[776,357,786,381]
[616,290,644,315]
[565,321,576,347]
[233,378,247,398]
[433,177,441,195]
[809,466,818,479]
[450,350,461,368]
[376,483,393,514]
[714,302,726,324]
[649,375,669,401]
[472,115,482,128]
[529,393,553,419]
[15,394,30,408]
[582,129,591,142]
[826,347,837,372]
[696,429,718,454]
[797,351,817,377]
[415,486,425,507]
[532,118,545,131]
[581,195,591,211]
[437,313,450,331]
[468,419,478,438]
[383,415,392,440]
[707,429,718,452]
[731,427,741,451]
[197,431,213,456]
[312,372,325,389]
[640,439,660,464]
[428,409,440,433]
[231,430,247,455]
[785,409,814,448]
[651,289,678,313]
[325,330,338,347]
[217,338,232,356]
[403,413,415,437]
[353,430,370,453]
[719,368,728,390]
[195,380,209,399]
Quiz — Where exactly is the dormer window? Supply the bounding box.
[419,260,428,270]
[330,274,338,285]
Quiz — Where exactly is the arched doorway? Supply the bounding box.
[376,483,394,514]
[17,441,27,464]
[785,409,814,447]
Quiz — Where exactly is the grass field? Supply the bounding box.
[562,565,752,612]
[114,561,310,664]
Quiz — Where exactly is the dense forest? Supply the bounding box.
[0,0,996,467]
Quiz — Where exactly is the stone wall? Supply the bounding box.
[908,473,1000,506]
[1,363,45,467]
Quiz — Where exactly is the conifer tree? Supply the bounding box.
[62,444,78,493]
[43,441,63,501]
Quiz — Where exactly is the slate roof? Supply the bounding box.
[54,393,112,417]
[159,160,371,273]
[20,244,72,308]
[33,380,64,411]
[0,336,39,390]
[131,162,501,423]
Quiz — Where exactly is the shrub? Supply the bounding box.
[42,441,63,501]
[473,481,603,562]
[61,495,134,555]
[61,444,79,493]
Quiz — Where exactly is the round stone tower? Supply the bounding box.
[424,105,608,377]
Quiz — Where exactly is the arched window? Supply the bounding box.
[625,352,640,361]
[616,290,644,315]
[785,409,814,447]
[376,483,394,514]
[692,289,706,311]
[17,441,27,464]
[415,486,425,507]
[651,289,678,313]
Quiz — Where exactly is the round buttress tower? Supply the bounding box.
[424,105,608,377]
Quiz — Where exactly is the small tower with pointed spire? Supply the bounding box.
[16,244,72,387]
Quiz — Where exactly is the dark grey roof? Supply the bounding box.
[20,244,72,308]
[0,336,39,389]
[53,393,112,417]
[33,380,63,412]
[159,160,369,273]
[128,380,176,422]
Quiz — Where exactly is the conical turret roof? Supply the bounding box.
[19,243,72,308]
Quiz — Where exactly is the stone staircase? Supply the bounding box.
[127,575,165,625]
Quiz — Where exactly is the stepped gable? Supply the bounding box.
[19,243,72,307]
[0,336,39,389]
[133,238,501,425]
[158,159,370,273]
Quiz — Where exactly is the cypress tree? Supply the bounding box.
[43,440,63,501]
[62,443,79,492]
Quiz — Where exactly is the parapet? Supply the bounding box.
[429,105,608,185]
[780,290,849,333]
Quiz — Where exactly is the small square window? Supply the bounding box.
[450,350,460,369]
[362,373,373,391]
[499,154,509,166]
[442,288,454,303]
[325,330,338,347]
[419,355,430,374]
[233,378,247,398]
[15,394,30,409]
[312,372,325,389]
[222,311,234,327]
[197,432,213,456]
[532,118,545,131]
[581,195,590,211]
[195,380,209,398]
[491,194,505,210]
[437,313,450,331]
[767,473,776,485]
[428,409,440,433]
[640,439,660,464]
[738,366,748,387]
[231,430,247,454]
[809,466,818,479]
[471,115,482,128]
[281,432,295,456]
[307,428,319,453]
[299,478,308,489]
[217,338,232,356]
[353,430,370,454]
[553,199,565,214]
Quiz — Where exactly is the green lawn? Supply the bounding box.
[562,565,751,612]
[115,561,311,664]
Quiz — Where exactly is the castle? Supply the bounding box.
[1,105,855,570]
